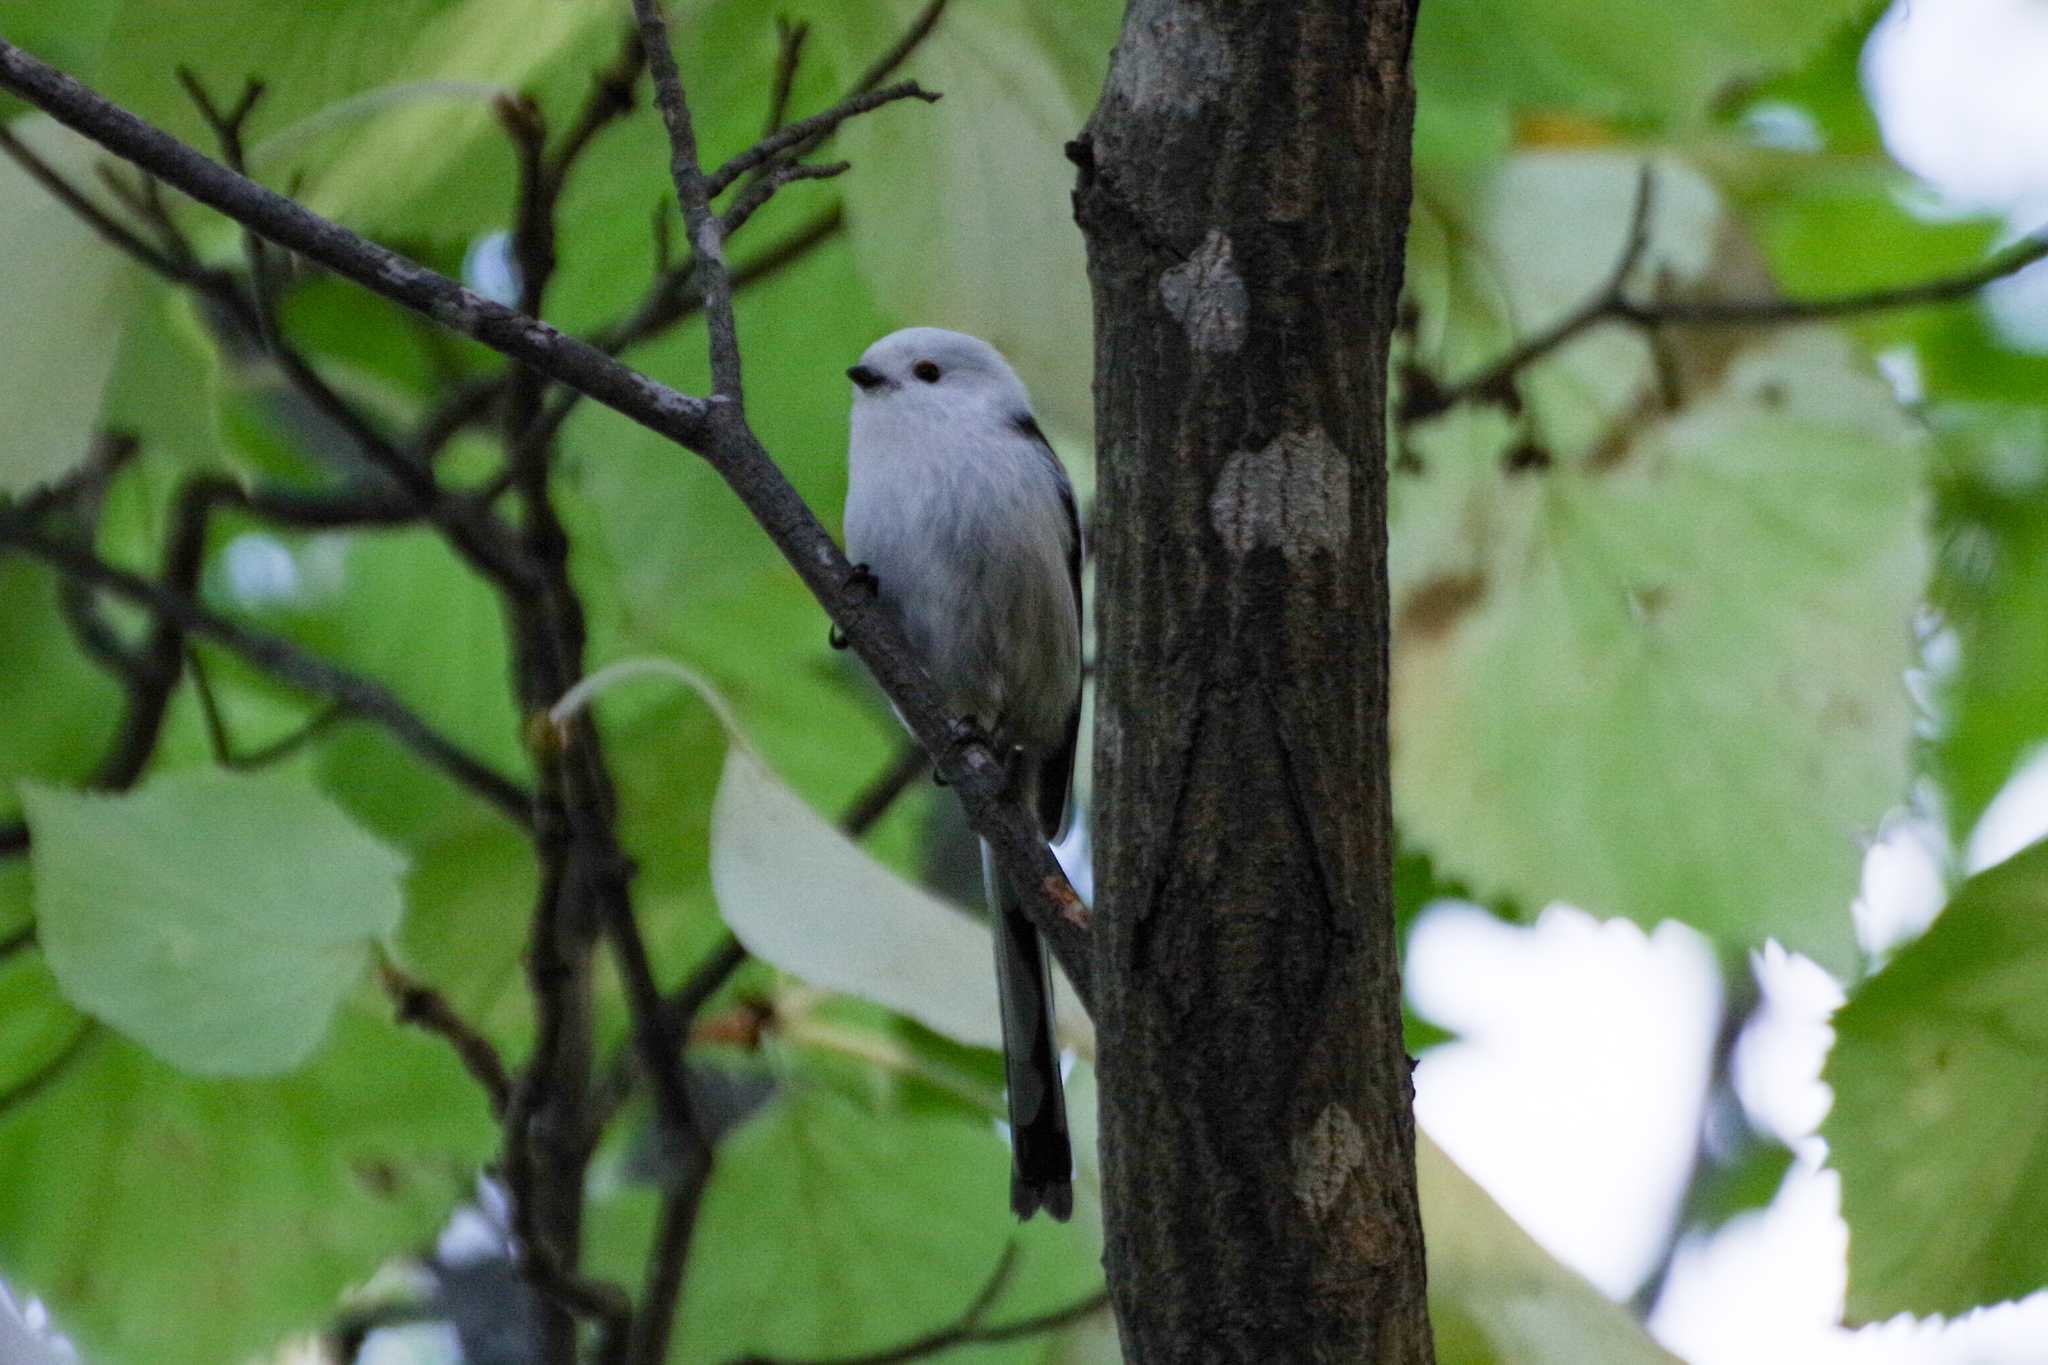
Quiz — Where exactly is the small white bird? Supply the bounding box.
[842,326,1080,1221]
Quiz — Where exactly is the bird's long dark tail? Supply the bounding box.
[981,838,1073,1221]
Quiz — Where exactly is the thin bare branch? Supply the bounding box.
[0,123,184,277]
[586,739,929,1139]
[625,1168,711,1365]
[1,465,427,863]
[631,0,744,400]
[601,739,930,1365]
[11,430,141,523]
[412,206,843,462]
[0,516,534,826]
[728,1246,1112,1365]
[174,70,505,560]
[92,162,197,268]
[848,0,951,97]
[1628,235,2048,324]
[547,27,648,187]
[717,159,847,239]
[188,648,348,769]
[378,956,514,1118]
[762,19,811,138]
[1414,164,2048,419]
[1418,165,1658,416]
[519,1241,633,1359]
[703,81,937,199]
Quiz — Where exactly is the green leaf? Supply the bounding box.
[833,0,1097,439]
[238,526,529,850]
[0,950,86,1101]
[97,289,231,482]
[667,661,1680,1362]
[0,115,147,496]
[94,0,614,242]
[395,815,537,1043]
[1927,406,2048,836]
[712,737,1017,1050]
[553,657,1075,1053]
[586,1083,1104,1363]
[285,0,617,237]
[1823,838,2048,1321]
[1422,1136,1683,1364]
[0,560,125,825]
[23,769,407,1076]
[1415,0,1873,126]
[1395,153,1927,975]
[0,0,122,121]
[0,1007,493,1365]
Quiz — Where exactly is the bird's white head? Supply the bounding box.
[846,327,1036,431]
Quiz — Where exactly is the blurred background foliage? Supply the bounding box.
[2,0,2047,1361]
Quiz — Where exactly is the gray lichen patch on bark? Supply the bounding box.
[1208,428,1352,563]
[1104,0,1233,118]
[1159,229,1248,355]
[1294,1102,1367,1219]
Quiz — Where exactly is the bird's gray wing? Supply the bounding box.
[1012,413,1083,842]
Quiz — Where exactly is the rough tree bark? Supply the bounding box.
[1071,1,1431,1361]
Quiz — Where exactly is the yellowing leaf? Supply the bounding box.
[1394,329,1925,976]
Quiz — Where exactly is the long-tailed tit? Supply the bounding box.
[841,327,1080,1221]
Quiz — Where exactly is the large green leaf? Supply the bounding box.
[712,738,1014,1050]
[1415,0,1873,126]
[1394,152,1926,976]
[0,561,124,826]
[0,1002,493,1365]
[94,0,616,243]
[394,815,537,1043]
[23,768,407,1076]
[230,526,530,850]
[1926,406,2048,837]
[1,0,122,121]
[0,950,85,1101]
[586,1081,1105,1364]
[1823,838,2048,1322]
[0,115,148,496]
[833,0,1097,439]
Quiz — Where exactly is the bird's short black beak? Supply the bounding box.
[846,364,885,392]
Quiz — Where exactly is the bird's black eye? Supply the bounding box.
[913,360,942,384]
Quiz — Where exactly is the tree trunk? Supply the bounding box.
[1072,1,1430,1360]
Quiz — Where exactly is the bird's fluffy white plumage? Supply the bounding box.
[843,327,1080,768]
[842,326,1080,1220]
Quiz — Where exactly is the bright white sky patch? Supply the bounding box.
[1410,904,1721,1299]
